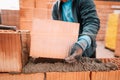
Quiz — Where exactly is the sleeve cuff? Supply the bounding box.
[76,35,91,51]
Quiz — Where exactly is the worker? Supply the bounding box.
[52,0,100,63]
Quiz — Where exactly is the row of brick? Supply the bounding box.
[0,70,120,80]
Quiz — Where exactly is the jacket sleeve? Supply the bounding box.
[52,2,59,20]
[79,0,100,47]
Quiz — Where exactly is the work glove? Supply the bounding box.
[65,43,83,63]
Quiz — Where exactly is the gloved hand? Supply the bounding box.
[65,43,83,63]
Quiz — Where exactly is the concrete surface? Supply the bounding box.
[96,41,115,58]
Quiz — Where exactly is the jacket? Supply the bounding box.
[52,0,100,57]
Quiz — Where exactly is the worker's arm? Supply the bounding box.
[79,0,100,40]
[65,0,100,63]
[52,2,59,20]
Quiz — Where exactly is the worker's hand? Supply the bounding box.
[65,43,83,63]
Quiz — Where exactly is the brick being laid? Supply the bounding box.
[30,19,79,59]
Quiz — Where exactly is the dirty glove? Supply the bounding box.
[65,35,92,63]
[65,43,83,63]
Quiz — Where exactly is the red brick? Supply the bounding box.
[20,0,35,8]
[46,72,90,80]
[20,8,34,21]
[94,1,120,41]
[1,10,19,28]
[20,20,32,31]
[91,70,120,80]
[35,0,49,8]
[30,19,79,59]
[0,73,44,80]
[0,31,22,72]
[34,8,48,19]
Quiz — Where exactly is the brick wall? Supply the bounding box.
[95,1,120,41]
[19,0,120,41]
[1,10,19,29]
[0,71,120,80]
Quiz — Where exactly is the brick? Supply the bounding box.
[20,0,35,8]
[91,70,120,80]
[19,20,32,31]
[34,8,48,19]
[35,0,49,8]
[1,10,19,28]
[30,19,79,59]
[46,72,90,80]
[0,31,22,72]
[20,8,34,21]
[0,73,44,80]
[94,1,120,41]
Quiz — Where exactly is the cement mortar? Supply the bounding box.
[23,57,118,73]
